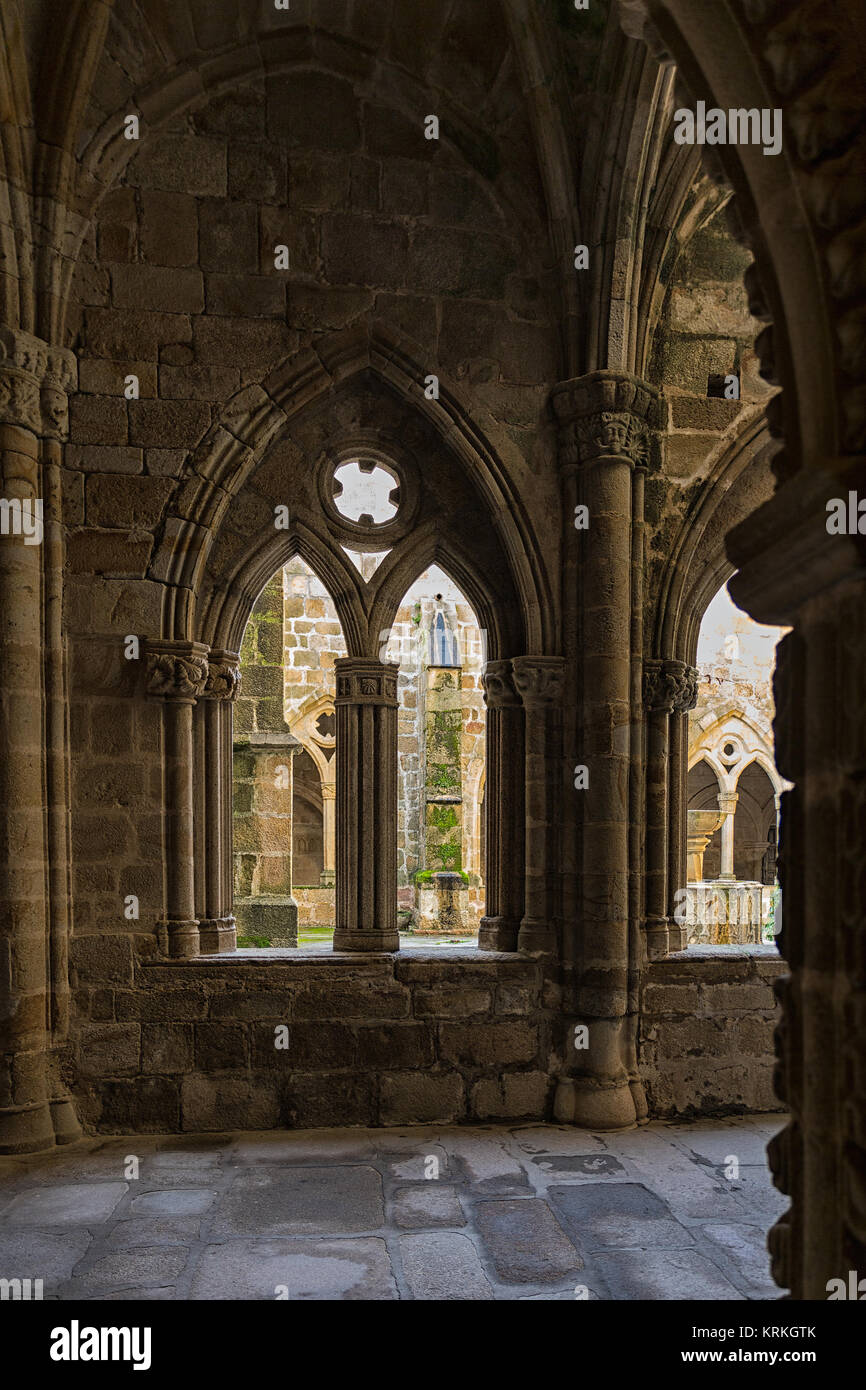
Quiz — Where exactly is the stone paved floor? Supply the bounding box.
[0,1115,787,1300]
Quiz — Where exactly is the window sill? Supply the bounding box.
[663,943,784,962]
[144,944,527,967]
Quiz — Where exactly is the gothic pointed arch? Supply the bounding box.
[150,323,555,658]
[652,405,777,664]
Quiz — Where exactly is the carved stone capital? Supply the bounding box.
[481,660,520,708]
[145,640,210,702]
[672,663,700,713]
[0,329,76,438]
[334,657,399,707]
[512,655,566,707]
[643,658,699,713]
[551,371,660,471]
[201,649,241,701]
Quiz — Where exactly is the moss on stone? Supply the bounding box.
[429,803,458,831]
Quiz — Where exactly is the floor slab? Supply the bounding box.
[0,1115,787,1300]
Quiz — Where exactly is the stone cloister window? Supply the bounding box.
[230,554,487,950]
[153,414,540,963]
[684,582,789,947]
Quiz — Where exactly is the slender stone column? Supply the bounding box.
[478,661,524,952]
[198,650,240,953]
[0,416,52,1152]
[41,352,82,1145]
[332,658,400,952]
[145,640,209,958]
[513,656,565,954]
[668,670,698,951]
[718,791,738,878]
[643,661,676,960]
[643,659,698,957]
[320,782,336,887]
[550,371,660,1129]
[0,330,76,1153]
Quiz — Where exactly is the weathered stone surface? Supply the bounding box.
[392,1184,465,1229]
[0,1119,788,1297]
[141,1024,195,1074]
[595,1249,745,1301]
[129,1189,216,1217]
[379,1072,465,1125]
[189,1237,396,1300]
[67,529,153,575]
[68,1245,190,1293]
[78,1024,141,1078]
[471,1072,550,1119]
[474,1198,582,1284]
[399,1231,493,1299]
[210,1166,384,1237]
[3,1182,127,1227]
[180,1077,279,1132]
[549,1182,693,1251]
[86,475,173,529]
[129,135,227,196]
[445,1134,530,1191]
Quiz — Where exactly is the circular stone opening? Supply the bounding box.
[332,459,400,526]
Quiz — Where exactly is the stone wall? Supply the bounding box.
[63,54,559,983]
[639,947,786,1117]
[71,953,549,1132]
[70,942,785,1131]
[643,207,775,626]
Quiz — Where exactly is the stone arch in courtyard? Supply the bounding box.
[143,330,554,959]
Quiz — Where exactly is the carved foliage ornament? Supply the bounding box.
[202,658,242,701]
[145,649,209,700]
[0,329,76,438]
[552,372,659,470]
[644,659,699,713]
[512,656,566,706]
[481,660,520,708]
[574,409,650,466]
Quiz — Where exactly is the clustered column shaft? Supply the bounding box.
[478,661,524,952]
[551,371,660,1129]
[197,650,241,954]
[332,657,400,952]
[513,656,565,955]
[0,330,78,1153]
[145,640,210,959]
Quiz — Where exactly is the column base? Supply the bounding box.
[198,916,238,954]
[645,915,671,959]
[332,927,400,952]
[630,1076,650,1124]
[319,869,335,888]
[667,922,688,952]
[161,919,201,959]
[50,1097,82,1146]
[0,1101,55,1155]
[517,916,557,954]
[553,1076,638,1130]
[478,915,519,952]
